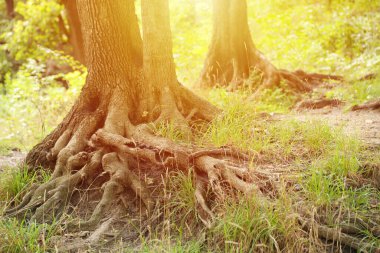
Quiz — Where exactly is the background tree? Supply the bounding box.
[61,0,85,65]
[199,0,343,92]
[5,0,14,18]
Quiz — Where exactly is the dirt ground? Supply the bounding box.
[0,150,26,172]
[0,107,379,170]
[276,107,380,146]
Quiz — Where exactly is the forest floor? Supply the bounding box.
[0,100,379,252]
[1,105,378,170]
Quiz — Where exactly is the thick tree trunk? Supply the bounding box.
[199,0,278,89]
[62,0,85,65]
[199,0,342,93]
[26,0,143,169]
[20,0,221,230]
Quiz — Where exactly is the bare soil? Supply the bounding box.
[277,107,380,146]
[0,150,26,172]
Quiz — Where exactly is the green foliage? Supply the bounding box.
[325,77,380,106]
[2,0,64,62]
[247,0,380,77]
[0,165,50,203]
[168,0,380,85]
[0,67,85,151]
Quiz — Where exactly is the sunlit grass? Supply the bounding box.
[325,77,380,107]
[0,165,50,204]
[0,218,60,253]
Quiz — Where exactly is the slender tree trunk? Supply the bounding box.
[140,0,187,124]
[5,0,14,18]
[62,0,85,64]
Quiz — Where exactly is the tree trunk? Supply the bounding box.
[199,0,342,93]
[25,0,144,169]
[199,0,278,89]
[5,0,14,18]
[19,0,224,232]
[62,0,85,65]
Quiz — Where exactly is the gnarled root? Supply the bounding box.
[299,218,378,252]
[68,152,153,231]
[92,128,266,228]
[5,151,103,222]
[9,111,266,240]
[295,98,343,110]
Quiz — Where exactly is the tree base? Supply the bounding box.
[3,83,376,252]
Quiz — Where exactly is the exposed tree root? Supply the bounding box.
[297,204,380,252]
[295,98,343,110]
[6,94,377,251]
[249,68,343,101]
[6,112,270,233]
[351,99,380,111]
[299,218,378,252]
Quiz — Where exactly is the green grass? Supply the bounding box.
[1,105,379,252]
[145,91,380,252]
[0,165,50,206]
[325,77,380,107]
[0,218,60,253]
[0,166,56,253]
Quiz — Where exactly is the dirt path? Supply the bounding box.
[0,150,26,171]
[276,107,380,146]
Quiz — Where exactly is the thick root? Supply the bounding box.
[5,151,103,222]
[4,184,39,215]
[295,98,343,110]
[51,112,103,179]
[68,152,153,231]
[300,218,378,252]
[351,99,380,111]
[91,128,266,228]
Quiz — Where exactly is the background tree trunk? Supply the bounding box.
[199,0,278,89]
[199,0,342,93]
[5,0,14,18]
[62,0,85,65]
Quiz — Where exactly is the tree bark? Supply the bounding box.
[19,0,223,231]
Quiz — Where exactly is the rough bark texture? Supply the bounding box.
[199,0,342,93]
[20,0,225,233]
